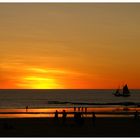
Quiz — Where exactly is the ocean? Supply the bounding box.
[0,89,140,109]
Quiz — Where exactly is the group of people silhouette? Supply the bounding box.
[54,110,67,125]
[54,107,96,126]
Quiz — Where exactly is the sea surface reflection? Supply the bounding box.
[0,107,139,118]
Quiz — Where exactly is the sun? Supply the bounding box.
[19,76,63,89]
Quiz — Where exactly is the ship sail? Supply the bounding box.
[114,88,121,96]
[123,84,130,96]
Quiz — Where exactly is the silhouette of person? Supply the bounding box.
[134,111,139,120]
[85,107,87,117]
[92,112,96,126]
[62,110,67,125]
[54,110,59,124]
[26,106,28,112]
[55,110,58,119]
[78,107,80,112]
[74,107,76,112]
[81,107,84,117]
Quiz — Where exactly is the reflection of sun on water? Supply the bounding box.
[20,76,62,89]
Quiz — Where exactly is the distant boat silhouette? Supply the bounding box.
[113,84,130,97]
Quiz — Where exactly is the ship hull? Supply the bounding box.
[114,94,130,97]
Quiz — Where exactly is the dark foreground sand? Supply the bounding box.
[0,117,140,137]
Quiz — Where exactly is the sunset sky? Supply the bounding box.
[0,3,140,89]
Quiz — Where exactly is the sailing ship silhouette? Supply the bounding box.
[113,84,130,97]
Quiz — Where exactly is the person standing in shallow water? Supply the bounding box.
[26,106,28,112]
[92,112,96,126]
[54,110,59,124]
[134,111,139,120]
[62,110,67,125]
[85,107,87,117]
[74,107,76,112]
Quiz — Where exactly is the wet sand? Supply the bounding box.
[0,117,140,137]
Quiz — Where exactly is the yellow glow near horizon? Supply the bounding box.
[20,76,63,89]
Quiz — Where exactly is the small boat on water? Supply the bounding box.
[113,84,130,97]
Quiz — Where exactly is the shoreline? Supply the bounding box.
[0,107,139,118]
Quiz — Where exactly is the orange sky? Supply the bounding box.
[0,3,140,89]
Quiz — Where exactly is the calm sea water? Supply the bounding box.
[0,89,139,109]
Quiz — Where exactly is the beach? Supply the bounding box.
[0,89,139,137]
[0,117,140,137]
